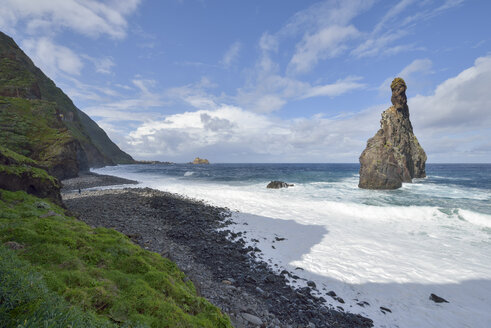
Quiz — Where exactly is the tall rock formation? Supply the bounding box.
[0,31,134,179]
[359,78,426,189]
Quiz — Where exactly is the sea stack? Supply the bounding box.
[358,78,426,189]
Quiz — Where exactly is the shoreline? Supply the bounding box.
[61,178,373,328]
[60,172,139,192]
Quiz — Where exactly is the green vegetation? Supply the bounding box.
[0,164,58,185]
[391,77,406,90]
[0,96,73,166]
[0,58,36,91]
[0,31,134,168]
[0,246,117,328]
[0,190,231,328]
[0,144,37,165]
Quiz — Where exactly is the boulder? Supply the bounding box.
[429,293,449,303]
[266,181,294,189]
[359,78,426,189]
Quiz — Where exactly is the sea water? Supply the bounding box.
[93,163,491,328]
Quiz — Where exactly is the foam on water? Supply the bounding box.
[93,164,491,328]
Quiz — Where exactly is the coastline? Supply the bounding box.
[61,177,373,328]
[61,172,139,192]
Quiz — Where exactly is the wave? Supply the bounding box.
[458,209,491,228]
[184,171,195,177]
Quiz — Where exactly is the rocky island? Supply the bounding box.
[359,78,426,189]
[192,157,210,164]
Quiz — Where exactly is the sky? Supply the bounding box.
[1,0,490,163]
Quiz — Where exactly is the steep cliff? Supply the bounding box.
[359,78,426,189]
[0,145,62,205]
[0,31,133,179]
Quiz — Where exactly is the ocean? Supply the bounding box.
[93,163,491,328]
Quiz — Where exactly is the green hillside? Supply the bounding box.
[0,31,133,179]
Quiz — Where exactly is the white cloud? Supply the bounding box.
[410,55,491,131]
[300,77,365,99]
[352,0,462,58]
[123,104,382,162]
[221,41,241,68]
[288,25,359,74]
[0,0,141,39]
[22,38,83,77]
[81,55,115,74]
[120,55,491,163]
[93,57,115,74]
[280,0,375,37]
[372,0,415,35]
[237,73,366,113]
[351,30,407,58]
[379,58,433,93]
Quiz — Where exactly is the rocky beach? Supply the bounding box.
[62,176,373,328]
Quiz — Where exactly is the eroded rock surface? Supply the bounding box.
[359,78,426,189]
[266,181,293,189]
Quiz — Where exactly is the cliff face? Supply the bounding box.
[0,31,133,179]
[359,78,426,189]
[0,145,62,205]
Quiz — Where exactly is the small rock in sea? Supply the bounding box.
[380,306,392,314]
[266,181,294,189]
[307,280,317,288]
[222,280,232,285]
[429,293,449,303]
[241,312,263,326]
[275,236,286,241]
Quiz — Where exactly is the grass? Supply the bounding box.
[0,164,59,185]
[0,144,37,166]
[0,96,74,167]
[0,245,118,328]
[0,189,232,328]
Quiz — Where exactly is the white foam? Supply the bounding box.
[92,166,491,328]
[458,209,491,228]
[184,171,195,177]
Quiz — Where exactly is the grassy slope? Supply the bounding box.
[0,96,74,168]
[0,189,231,328]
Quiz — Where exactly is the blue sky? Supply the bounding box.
[1,0,490,163]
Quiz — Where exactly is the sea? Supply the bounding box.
[92,163,491,328]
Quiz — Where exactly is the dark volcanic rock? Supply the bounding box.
[429,293,449,303]
[359,78,426,189]
[64,187,374,328]
[267,181,294,189]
